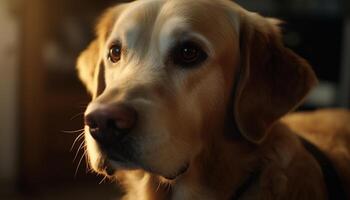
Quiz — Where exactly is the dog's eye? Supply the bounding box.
[173,42,207,67]
[108,43,122,63]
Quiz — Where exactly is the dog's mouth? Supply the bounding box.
[99,158,115,176]
[97,147,138,176]
[92,135,190,179]
[98,152,190,180]
[99,158,138,176]
[162,162,190,180]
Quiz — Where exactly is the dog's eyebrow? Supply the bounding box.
[159,30,214,58]
[170,32,210,51]
[158,18,213,59]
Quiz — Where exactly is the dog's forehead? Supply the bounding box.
[109,0,160,47]
[109,0,240,47]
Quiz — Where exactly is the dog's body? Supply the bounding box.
[76,0,350,199]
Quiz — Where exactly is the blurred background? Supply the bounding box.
[0,0,349,199]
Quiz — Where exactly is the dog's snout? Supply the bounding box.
[84,104,137,145]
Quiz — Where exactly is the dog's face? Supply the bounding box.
[77,0,317,179]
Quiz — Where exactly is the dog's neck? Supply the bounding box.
[118,130,260,200]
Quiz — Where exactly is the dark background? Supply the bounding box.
[0,0,349,199]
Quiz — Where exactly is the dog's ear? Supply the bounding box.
[77,39,101,95]
[233,13,317,143]
[76,5,125,96]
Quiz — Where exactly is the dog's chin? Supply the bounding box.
[95,153,139,176]
[160,162,190,181]
[96,154,189,181]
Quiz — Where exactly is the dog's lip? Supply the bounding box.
[101,156,190,180]
[101,158,139,176]
[103,160,116,176]
[163,162,190,180]
[98,147,190,179]
[98,149,133,176]
[99,142,134,163]
[96,157,113,176]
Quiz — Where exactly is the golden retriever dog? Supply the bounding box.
[76,0,350,199]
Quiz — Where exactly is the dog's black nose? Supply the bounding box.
[84,104,137,146]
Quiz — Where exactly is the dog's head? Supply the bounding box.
[77,0,317,179]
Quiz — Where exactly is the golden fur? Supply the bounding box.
[76,0,350,199]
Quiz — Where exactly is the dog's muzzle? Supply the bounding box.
[84,104,139,172]
[84,104,137,147]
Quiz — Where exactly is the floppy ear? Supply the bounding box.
[77,39,101,95]
[234,13,318,143]
[76,5,125,97]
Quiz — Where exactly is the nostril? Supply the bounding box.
[87,120,97,130]
[84,114,101,138]
[113,106,137,131]
[89,126,100,136]
[84,114,98,129]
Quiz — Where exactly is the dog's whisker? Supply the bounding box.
[99,176,108,184]
[73,148,82,163]
[79,103,89,109]
[62,128,85,134]
[73,141,86,162]
[70,132,85,152]
[70,112,85,121]
[84,148,91,173]
[75,150,87,177]
[84,148,93,173]
[166,182,172,193]
[86,166,93,173]
[109,176,116,183]
[156,180,162,192]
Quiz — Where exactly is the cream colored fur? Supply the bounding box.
[77,0,350,199]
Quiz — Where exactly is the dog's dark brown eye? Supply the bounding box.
[173,42,207,67]
[108,43,122,63]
